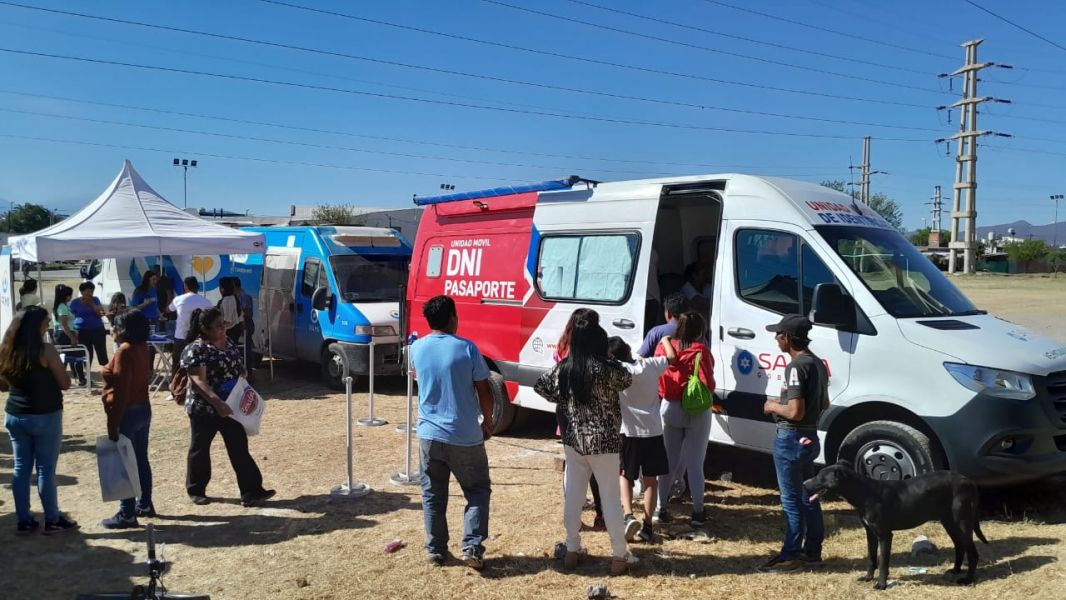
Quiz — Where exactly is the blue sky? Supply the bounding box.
[1,0,1064,230]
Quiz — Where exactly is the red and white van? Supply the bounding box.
[405,174,1066,484]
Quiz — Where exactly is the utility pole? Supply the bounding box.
[848,136,887,203]
[936,39,1012,274]
[1052,194,1063,248]
[925,185,943,247]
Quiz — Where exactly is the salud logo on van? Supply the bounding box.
[736,350,756,376]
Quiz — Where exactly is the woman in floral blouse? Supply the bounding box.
[180,307,274,508]
[535,317,636,576]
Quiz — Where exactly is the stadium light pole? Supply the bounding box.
[1052,194,1064,248]
[172,158,198,208]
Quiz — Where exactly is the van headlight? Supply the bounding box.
[943,363,1036,400]
[355,325,397,337]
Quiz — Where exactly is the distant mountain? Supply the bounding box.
[976,220,1066,246]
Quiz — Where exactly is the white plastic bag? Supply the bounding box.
[224,376,265,436]
[96,434,141,502]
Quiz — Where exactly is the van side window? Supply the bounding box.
[735,230,838,315]
[536,233,639,303]
[301,259,321,298]
[425,245,444,278]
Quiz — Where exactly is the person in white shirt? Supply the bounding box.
[608,336,676,543]
[169,277,214,375]
[680,262,712,314]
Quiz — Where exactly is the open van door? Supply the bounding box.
[516,184,660,411]
[260,248,300,359]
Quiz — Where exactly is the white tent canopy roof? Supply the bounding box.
[10,160,264,261]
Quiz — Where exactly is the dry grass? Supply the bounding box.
[1,274,1065,599]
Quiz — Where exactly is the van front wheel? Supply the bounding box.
[487,372,515,435]
[838,420,943,481]
[322,344,353,391]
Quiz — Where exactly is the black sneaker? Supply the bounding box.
[652,508,671,524]
[100,513,140,529]
[43,516,79,535]
[16,518,40,536]
[136,505,157,518]
[427,552,447,567]
[241,489,277,507]
[623,514,641,541]
[189,495,210,506]
[461,546,485,570]
[801,554,824,568]
[636,522,654,543]
[690,511,707,527]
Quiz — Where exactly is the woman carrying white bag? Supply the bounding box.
[99,309,154,529]
[180,308,275,508]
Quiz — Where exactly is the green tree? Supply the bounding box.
[4,203,56,233]
[819,180,904,231]
[311,203,364,225]
[1003,239,1049,272]
[1047,247,1066,276]
[908,228,950,247]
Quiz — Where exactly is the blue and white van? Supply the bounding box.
[244,226,411,389]
[90,226,412,389]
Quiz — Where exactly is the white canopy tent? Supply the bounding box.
[10,160,264,261]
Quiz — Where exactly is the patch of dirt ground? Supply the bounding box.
[2,275,1065,599]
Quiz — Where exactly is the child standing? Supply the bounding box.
[608,336,675,543]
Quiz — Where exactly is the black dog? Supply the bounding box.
[803,461,987,590]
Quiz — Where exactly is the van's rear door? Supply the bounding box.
[516,184,660,410]
[261,247,300,359]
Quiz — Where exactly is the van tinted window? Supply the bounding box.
[537,233,639,303]
[301,259,321,297]
[735,230,837,315]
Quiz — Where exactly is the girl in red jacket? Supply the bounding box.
[653,311,715,527]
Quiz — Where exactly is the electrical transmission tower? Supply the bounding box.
[925,185,944,248]
[936,39,1012,274]
[848,136,887,203]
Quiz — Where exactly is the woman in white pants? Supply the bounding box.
[535,315,637,576]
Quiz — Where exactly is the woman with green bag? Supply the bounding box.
[653,312,715,527]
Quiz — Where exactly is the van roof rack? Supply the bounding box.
[412,175,597,206]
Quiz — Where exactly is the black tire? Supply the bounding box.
[509,406,532,432]
[487,372,515,435]
[321,343,351,391]
[838,420,944,481]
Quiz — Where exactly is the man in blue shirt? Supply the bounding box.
[637,293,688,357]
[411,295,494,570]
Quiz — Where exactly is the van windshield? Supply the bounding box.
[816,226,980,318]
[329,255,407,302]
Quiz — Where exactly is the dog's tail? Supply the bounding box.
[975,521,989,544]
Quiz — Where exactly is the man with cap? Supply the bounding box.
[758,314,828,573]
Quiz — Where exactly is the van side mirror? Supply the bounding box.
[810,283,856,330]
[311,286,331,311]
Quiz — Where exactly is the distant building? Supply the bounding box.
[193,206,423,240]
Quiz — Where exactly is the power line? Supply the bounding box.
[699,0,958,60]
[0,47,931,142]
[962,0,1066,53]
[254,0,932,109]
[482,0,944,94]
[560,0,931,75]
[0,89,855,171]
[0,3,940,132]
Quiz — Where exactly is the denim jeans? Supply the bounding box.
[5,410,63,523]
[118,404,153,518]
[772,427,824,560]
[419,438,491,555]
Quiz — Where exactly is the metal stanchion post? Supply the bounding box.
[390,344,418,486]
[394,343,412,433]
[331,376,370,499]
[358,341,386,426]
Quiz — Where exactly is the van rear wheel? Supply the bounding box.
[838,420,943,481]
[487,372,515,435]
[322,344,352,391]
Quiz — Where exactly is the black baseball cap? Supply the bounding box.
[766,314,812,341]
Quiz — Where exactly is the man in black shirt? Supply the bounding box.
[758,314,828,573]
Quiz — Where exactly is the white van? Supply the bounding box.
[406,174,1066,484]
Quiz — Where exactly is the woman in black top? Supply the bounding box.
[0,306,79,535]
[180,308,274,507]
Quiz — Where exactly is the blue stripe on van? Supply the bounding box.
[526,224,541,281]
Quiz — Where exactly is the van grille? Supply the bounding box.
[1047,370,1066,424]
